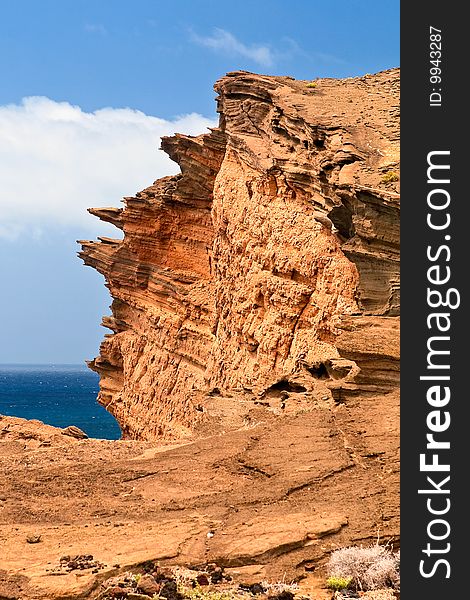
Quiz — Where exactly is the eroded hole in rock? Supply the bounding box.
[264,380,307,398]
[252,291,264,309]
[328,202,355,240]
[305,363,329,379]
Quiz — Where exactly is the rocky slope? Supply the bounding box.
[0,404,397,599]
[79,69,399,442]
[0,69,400,600]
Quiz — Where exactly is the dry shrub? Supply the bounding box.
[361,590,396,600]
[327,545,400,591]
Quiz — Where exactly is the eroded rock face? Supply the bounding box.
[2,70,400,600]
[79,69,399,442]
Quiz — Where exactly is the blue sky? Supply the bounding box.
[0,0,399,363]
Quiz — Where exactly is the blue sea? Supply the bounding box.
[0,364,121,440]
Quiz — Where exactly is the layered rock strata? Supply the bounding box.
[0,70,402,599]
[79,69,399,443]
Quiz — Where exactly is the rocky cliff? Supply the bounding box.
[79,69,399,444]
[0,70,400,600]
[75,68,399,585]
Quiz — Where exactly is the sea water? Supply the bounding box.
[0,364,121,440]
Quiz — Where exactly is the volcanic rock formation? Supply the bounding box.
[0,70,400,600]
[79,69,400,574]
[79,69,399,445]
[77,68,399,578]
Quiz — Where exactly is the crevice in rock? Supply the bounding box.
[263,380,307,398]
[328,201,355,240]
[237,461,273,479]
[285,464,356,497]
[304,363,329,380]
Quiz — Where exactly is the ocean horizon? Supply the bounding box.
[0,363,121,440]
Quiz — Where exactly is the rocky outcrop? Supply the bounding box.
[0,406,398,598]
[70,69,400,594]
[0,415,87,448]
[0,70,399,600]
[79,69,399,443]
[0,71,401,599]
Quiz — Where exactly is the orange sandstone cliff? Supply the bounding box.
[76,68,399,579]
[77,68,400,573]
[0,71,399,600]
[79,69,399,444]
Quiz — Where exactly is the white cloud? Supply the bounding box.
[191,28,274,67]
[0,97,217,240]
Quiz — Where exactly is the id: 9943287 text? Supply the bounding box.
[429,26,442,108]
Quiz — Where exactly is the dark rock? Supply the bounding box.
[250,583,265,595]
[269,593,294,600]
[140,560,156,573]
[26,534,42,544]
[196,574,209,586]
[210,568,223,584]
[137,574,160,596]
[160,580,181,600]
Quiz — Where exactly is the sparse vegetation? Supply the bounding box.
[180,585,239,600]
[97,566,301,600]
[327,544,400,592]
[261,580,299,595]
[306,82,317,88]
[380,171,399,184]
[326,575,352,591]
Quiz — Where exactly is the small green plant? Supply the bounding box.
[381,171,399,184]
[306,82,317,88]
[326,576,352,591]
